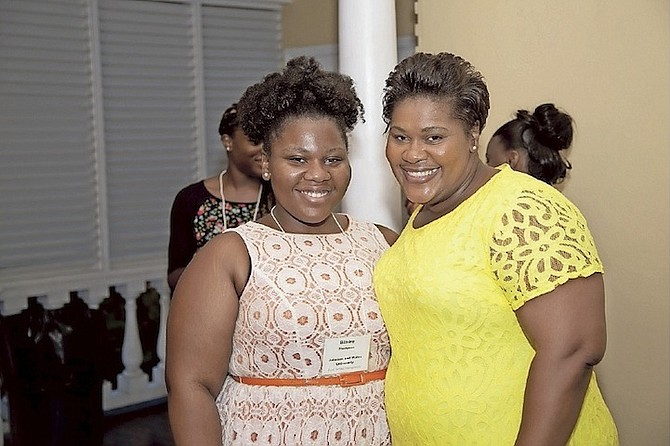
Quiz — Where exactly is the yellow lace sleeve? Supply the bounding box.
[489,189,604,310]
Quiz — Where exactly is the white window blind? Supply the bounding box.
[0,0,99,274]
[0,0,284,278]
[99,0,199,265]
[201,5,281,177]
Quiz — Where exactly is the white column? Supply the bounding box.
[339,0,402,232]
[117,281,149,391]
[151,278,170,386]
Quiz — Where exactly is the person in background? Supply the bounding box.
[166,56,397,446]
[486,103,574,185]
[373,52,618,445]
[167,103,273,291]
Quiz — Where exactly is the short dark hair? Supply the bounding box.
[382,52,490,133]
[238,56,364,153]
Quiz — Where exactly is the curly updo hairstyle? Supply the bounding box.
[237,56,364,154]
[492,103,574,185]
[382,52,490,133]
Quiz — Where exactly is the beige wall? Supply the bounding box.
[280,1,669,443]
[416,1,670,444]
[282,0,415,48]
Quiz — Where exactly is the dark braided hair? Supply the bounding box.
[382,52,490,133]
[492,103,574,184]
[238,56,364,154]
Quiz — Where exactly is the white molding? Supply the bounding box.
[0,262,166,301]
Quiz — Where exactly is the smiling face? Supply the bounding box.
[385,96,481,210]
[262,116,350,232]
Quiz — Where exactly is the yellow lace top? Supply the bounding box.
[373,165,618,445]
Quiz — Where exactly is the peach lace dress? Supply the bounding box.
[216,218,392,446]
[374,165,618,445]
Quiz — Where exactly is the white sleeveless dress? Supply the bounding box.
[215,218,392,446]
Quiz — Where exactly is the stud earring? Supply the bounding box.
[262,172,271,181]
[471,145,478,153]
[225,145,232,152]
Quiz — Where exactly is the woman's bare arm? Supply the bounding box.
[166,232,249,446]
[514,273,607,446]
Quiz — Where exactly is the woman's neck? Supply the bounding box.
[208,168,262,202]
[417,159,495,226]
[263,206,345,235]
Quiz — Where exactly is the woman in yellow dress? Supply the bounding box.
[373,52,619,445]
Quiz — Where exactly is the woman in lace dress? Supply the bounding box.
[373,52,618,445]
[166,56,397,446]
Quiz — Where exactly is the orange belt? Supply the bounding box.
[231,369,386,388]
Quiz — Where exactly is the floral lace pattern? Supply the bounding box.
[373,165,617,445]
[490,189,603,309]
[216,219,391,446]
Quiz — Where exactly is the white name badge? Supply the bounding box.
[322,334,371,375]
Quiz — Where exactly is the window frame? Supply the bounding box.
[0,0,288,284]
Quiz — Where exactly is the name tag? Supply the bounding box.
[322,334,371,375]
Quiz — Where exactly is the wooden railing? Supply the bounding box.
[0,265,170,422]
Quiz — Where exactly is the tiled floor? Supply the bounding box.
[103,403,174,446]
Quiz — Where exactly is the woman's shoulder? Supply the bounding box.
[473,166,591,240]
[178,229,251,297]
[170,180,210,217]
[487,166,594,238]
[487,165,573,208]
[345,216,398,247]
[344,215,377,233]
[174,179,209,202]
[186,229,248,268]
[226,221,267,237]
[493,164,554,192]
